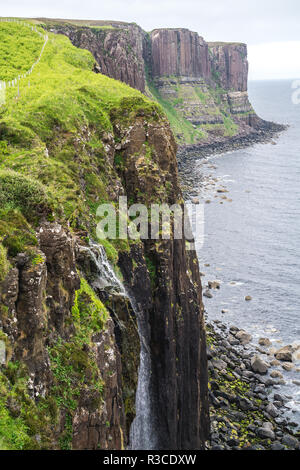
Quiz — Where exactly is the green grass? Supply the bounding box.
[223,114,239,136]
[0,21,44,81]
[147,78,205,144]
[145,75,239,144]
[0,243,10,281]
[0,23,162,235]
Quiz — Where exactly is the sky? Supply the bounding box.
[1,0,300,80]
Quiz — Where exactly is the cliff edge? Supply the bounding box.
[0,20,209,450]
[41,19,284,148]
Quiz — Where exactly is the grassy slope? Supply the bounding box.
[146,75,239,145]
[0,22,162,249]
[0,22,44,81]
[0,22,161,449]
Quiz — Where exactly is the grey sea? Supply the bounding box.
[193,79,300,423]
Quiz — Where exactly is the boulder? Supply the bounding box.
[282,434,299,450]
[270,370,283,379]
[274,345,293,362]
[282,362,295,371]
[259,338,271,347]
[208,280,221,289]
[257,424,275,440]
[251,355,269,375]
[203,290,213,299]
[266,403,279,418]
[235,330,252,345]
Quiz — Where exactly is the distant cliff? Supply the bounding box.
[42,19,147,92]
[150,28,210,79]
[41,19,277,147]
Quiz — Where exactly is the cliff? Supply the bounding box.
[150,28,210,79]
[0,21,209,450]
[40,19,147,93]
[208,42,248,91]
[147,29,260,145]
[41,19,279,147]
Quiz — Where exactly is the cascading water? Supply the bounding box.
[128,297,157,450]
[81,240,156,449]
[83,239,126,296]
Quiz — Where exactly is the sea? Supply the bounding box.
[192,79,300,424]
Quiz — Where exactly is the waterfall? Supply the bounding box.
[81,240,156,449]
[81,239,126,296]
[128,296,157,450]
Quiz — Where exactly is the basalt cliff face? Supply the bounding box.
[150,28,210,80]
[43,20,277,147]
[43,20,147,93]
[208,42,248,92]
[0,113,209,451]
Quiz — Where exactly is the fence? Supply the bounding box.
[0,18,48,103]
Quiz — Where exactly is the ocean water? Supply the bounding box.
[193,79,300,422]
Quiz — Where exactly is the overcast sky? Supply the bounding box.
[1,0,300,79]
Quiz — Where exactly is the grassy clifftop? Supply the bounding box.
[0,21,45,81]
[0,21,162,255]
[0,21,163,449]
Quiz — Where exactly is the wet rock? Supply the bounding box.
[274,394,285,403]
[270,359,281,367]
[259,338,272,347]
[203,290,213,299]
[229,326,239,334]
[282,362,295,372]
[282,434,299,450]
[208,280,221,290]
[270,370,283,379]
[266,403,279,418]
[274,346,293,362]
[251,355,269,375]
[235,330,252,345]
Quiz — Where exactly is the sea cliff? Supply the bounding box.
[42,19,285,149]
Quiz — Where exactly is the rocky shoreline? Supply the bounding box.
[178,120,287,164]
[206,319,300,450]
[176,121,300,450]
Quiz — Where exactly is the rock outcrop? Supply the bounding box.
[208,42,248,92]
[150,28,210,79]
[41,19,278,147]
[0,94,209,449]
[46,20,147,93]
[113,117,209,449]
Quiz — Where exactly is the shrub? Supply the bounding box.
[0,170,53,221]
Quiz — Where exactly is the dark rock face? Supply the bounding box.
[208,43,248,91]
[113,117,210,449]
[0,222,132,449]
[150,28,210,79]
[50,23,147,93]
[0,114,209,450]
[45,20,267,147]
